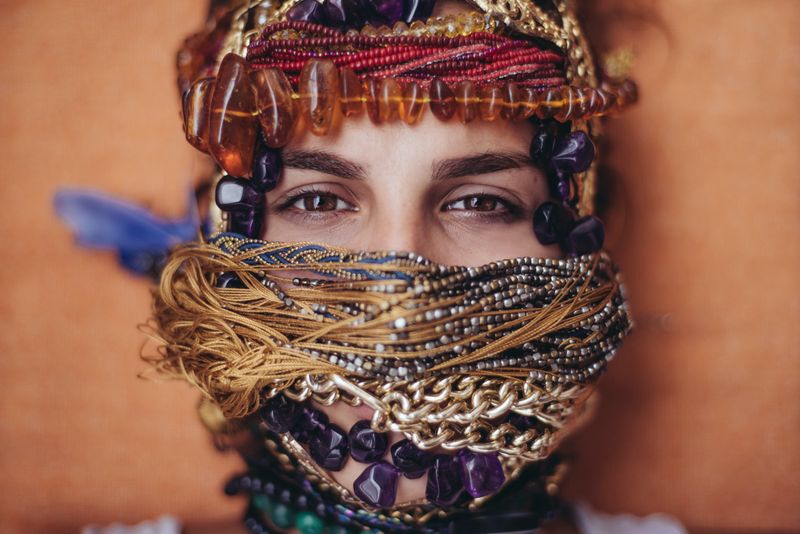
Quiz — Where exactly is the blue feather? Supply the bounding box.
[54,186,200,275]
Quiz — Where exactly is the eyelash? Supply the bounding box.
[275,187,357,218]
[275,187,522,222]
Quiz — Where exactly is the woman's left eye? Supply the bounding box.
[444,195,509,213]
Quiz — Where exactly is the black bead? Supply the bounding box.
[216,272,245,289]
[215,176,262,212]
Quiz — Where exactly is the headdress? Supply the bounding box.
[147,0,639,532]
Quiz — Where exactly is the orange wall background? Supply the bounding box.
[0,1,798,533]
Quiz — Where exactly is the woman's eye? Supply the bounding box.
[291,193,355,212]
[445,195,507,212]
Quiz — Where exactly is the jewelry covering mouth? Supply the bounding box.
[150,231,631,459]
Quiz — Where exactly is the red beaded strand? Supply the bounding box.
[246,21,566,90]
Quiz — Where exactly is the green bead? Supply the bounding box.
[252,494,272,513]
[295,511,325,534]
[270,503,295,529]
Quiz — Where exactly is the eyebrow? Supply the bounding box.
[432,151,533,182]
[282,149,367,181]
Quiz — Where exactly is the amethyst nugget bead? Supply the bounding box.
[549,131,596,175]
[259,394,299,433]
[349,420,388,463]
[533,201,574,245]
[290,406,330,444]
[353,461,399,507]
[391,438,433,479]
[425,454,464,506]
[563,215,605,255]
[456,449,505,498]
[309,423,350,471]
[251,141,282,192]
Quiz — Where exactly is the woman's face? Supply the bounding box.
[262,113,561,265]
[258,114,562,503]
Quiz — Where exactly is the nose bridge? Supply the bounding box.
[363,194,429,256]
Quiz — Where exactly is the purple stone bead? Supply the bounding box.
[215,177,262,212]
[309,423,350,471]
[370,0,403,23]
[290,406,330,444]
[216,272,245,289]
[550,131,596,175]
[251,141,282,192]
[321,0,347,25]
[391,439,433,479]
[425,454,464,506]
[402,0,435,23]
[353,461,399,507]
[562,215,605,256]
[456,449,505,498]
[533,201,574,245]
[529,120,570,167]
[259,394,299,433]
[349,420,388,463]
[287,0,323,22]
[229,207,263,238]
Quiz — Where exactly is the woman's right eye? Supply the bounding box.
[289,193,355,212]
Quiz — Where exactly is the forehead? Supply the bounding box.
[286,112,537,165]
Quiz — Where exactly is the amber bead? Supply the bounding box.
[500,82,520,120]
[339,67,364,117]
[535,86,563,120]
[429,79,455,121]
[298,59,339,135]
[554,86,579,122]
[379,78,402,122]
[578,87,601,119]
[616,79,639,109]
[182,77,214,153]
[401,82,425,125]
[595,87,618,115]
[250,68,296,148]
[208,54,258,177]
[479,85,502,121]
[517,87,539,120]
[363,78,381,124]
[454,81,478,124]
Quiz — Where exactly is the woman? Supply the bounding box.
[138,0,680,532]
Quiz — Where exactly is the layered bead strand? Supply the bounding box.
[182,52,637,177]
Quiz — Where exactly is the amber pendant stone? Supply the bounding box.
[339,67,364,117]
[379,78,402,123]
[182,77,214,153]
[401,82,425,125]
[363,78,381,124]
[479,85,502,121]
[209,53,258,177]
[517,87,539,120]
[251,68,297,149]
[429,78,455,121]
[299,59,339,135]
[500,82,520,120]
[454,80,478,124]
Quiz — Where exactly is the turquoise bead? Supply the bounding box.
[270,503,295,529]
[295,511,325,534]
[252,494,272,513]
